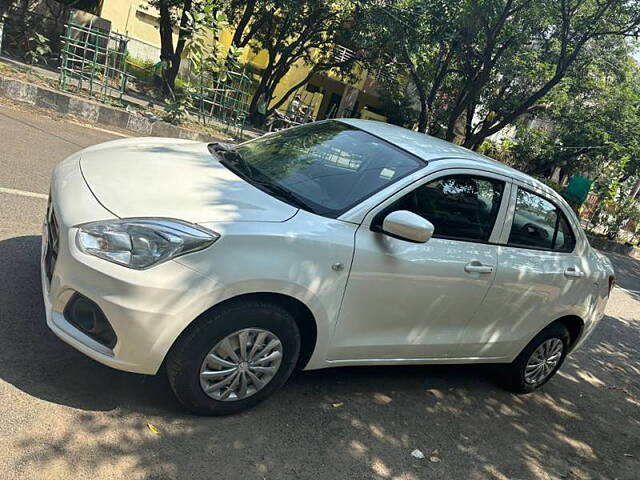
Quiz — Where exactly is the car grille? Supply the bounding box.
[44,198,59,284]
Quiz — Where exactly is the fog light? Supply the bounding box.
[63,293,117,348]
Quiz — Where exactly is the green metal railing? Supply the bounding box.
[59,21,130,101]
[59,17,252,136]
[191,67,252,137]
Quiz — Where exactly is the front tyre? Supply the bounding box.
[166,300,301,415]
[502,323,570,394]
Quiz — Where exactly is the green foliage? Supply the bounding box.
[186,4,230,76]
[187,5,244,85]
[511,126,557,175]
[353,0,640,147]
[538,178,564,195]
[126,57,158,84]
[148,0,220,95]
[478,138,516,165]
[594,195,640,241]
[223,0,358,119]
[378,84,419,129]
[510,55,640,185]
[162,91,193,124]
[26,32,51,67]
[155,0,245,121]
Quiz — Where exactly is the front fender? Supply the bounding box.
[147,276,334,374]
[157,213,357,372]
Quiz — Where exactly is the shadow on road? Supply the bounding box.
[1,235,639,479]
[0,235,179,413]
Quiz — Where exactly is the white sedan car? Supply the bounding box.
[42,119,615,415]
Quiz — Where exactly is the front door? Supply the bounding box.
[328,171,511,361]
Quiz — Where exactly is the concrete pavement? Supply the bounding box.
[0,99,638,480]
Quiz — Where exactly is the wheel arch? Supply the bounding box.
[551,314,584,351]
[163,292,319,371]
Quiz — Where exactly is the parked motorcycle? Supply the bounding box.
[265,109,295,132]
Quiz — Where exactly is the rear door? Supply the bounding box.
[328,169,512,361]
[459,184,587,359]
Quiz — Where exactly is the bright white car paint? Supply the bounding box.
[42,119,614,376]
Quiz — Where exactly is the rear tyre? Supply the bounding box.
[166,300,300,415]
[502,323,570,394]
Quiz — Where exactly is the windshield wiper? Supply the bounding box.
[209,142,235,153]
[209,142,258,181]
[253,181,315,212]
[210,143,314,213]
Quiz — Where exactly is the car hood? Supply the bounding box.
[79,137,297,223]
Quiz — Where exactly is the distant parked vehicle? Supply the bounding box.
[264,109,294,131]
[42,119,615,415]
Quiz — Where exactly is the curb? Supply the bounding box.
[0,75,224,142]
[587,234,640,260]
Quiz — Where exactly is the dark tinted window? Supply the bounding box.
[390,175,505,242]
[508,188,576,252]
[554,209,576,252]
[225,121,424,217]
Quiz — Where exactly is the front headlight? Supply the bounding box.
[76,218,219,269]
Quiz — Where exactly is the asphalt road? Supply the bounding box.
[0,99,639,480]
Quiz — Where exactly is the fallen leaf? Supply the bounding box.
[623,453,633,457]
[332,402,344,408]
[411,449,424,459]
[147,423,160,435]
[429,456,441,463]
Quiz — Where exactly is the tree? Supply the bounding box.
[502,50,640,236]
[377,83,419,129]
[222,0,358,123]
[355,0,640,149]
[466,1,640,149]
[148,0,200,96]
[351,0,462,133]
[161,1,243,123]
[511,52,640,181]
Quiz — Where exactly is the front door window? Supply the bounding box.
[385,175,505,242]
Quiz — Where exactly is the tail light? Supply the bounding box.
[608,275,616,296]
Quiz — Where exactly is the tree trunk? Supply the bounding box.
[463,101,476,148]
[158,0,192,97]
[231,0,257,47]
[248,69,273,125]
[269,66,320,113]
[416,106,428,133]
[400,44,428,133]
[158,0,177,96]
[630,179,640,199]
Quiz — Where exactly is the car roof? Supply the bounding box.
[337,118,558,198]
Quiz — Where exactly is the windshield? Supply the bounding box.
[216,121,425,218]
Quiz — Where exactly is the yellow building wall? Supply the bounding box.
[101,0,177,47]
[360,108,387,122]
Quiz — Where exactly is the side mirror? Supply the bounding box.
[380,210,434,243]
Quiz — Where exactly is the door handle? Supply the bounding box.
[464,261,494,274]
[564,267,584,278]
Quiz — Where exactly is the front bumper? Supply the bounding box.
[42,156,218,375]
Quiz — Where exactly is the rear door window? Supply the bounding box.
[508,188,576,252]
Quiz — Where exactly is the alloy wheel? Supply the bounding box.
[199,328,283,401]
[523,338,564,385]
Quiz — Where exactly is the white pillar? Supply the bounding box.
[0,15,5,55]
